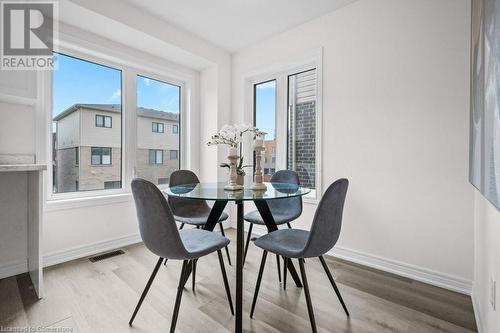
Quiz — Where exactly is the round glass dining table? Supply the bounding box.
[164,182,310,333]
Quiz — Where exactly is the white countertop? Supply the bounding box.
[0,164,47,172]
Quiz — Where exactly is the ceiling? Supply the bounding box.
[124,0,358,52]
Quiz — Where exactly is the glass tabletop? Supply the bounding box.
[164,182,311,201]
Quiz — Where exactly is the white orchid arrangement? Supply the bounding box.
[207,124,266,175]
[207,124,264,148]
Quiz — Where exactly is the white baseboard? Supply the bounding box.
[329,246,473,295]
[0,259,28,280]
[234,225,473,295]
[43,233,142,267]
[471,287,484,333]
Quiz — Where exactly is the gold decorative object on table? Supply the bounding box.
[252,134,267,191]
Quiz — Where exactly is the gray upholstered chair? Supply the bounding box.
[129,179,234,333]
[250,179,350,333]
[169,170,232,266]
[243,170,302,282]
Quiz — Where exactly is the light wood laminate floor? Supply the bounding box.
[0,229,476,333]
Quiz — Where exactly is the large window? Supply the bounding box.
[252,66,319,198]
[287,69,317,190]
[52,53,122,193]
[136,75,180,185]
[254,80,277,181]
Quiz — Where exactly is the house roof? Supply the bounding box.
[53,104,179,122]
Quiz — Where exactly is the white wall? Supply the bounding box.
[473,191,500,332]
[232,0,474,292]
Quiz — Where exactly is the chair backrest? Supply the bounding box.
[268,170,303,220]
[301,178,349,258]
[168,170,211,216]
[131,178,188,259]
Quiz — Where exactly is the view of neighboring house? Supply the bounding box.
[262,140,276,181]
[53,104,179,192]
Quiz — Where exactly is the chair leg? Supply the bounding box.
[287,222,292,229]
[319,256,350,317]
[217,250,234,315]
[192,259,197,292]
[250,251,268,318]
[276,254,282,283]
[243,223,253,266]
[170,260,189,333]
[219,222,232,266]
[299,258,317,333]
[283,257,288,290]
[129,257,164,326]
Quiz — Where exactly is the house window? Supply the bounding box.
[254,80,277,180]
[149,149,163,165]
[104,181,121,189]
[152,122,164,133]
[96,115,112,128]
[287,69,317,190]
[91,147,112,165]
[136,75,181,184]
[52,52,122,194]
[170,150,178,160]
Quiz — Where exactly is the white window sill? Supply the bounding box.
[45,192,133,212]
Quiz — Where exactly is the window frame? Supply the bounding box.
[245,48,323,203]
[91,147,112,166]
[172,124,179,134]
[169,150,178,160]
[149,149,164,165]
[44,43,191,206]
[152,122,164,133]
[95,114,112,128]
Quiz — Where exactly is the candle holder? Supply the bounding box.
[224,148,243,191]
[252,145,267,191]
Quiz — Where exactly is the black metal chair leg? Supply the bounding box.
[170,260,189,333]
[276,254,282,283]
[299,258,317,333]
[319,256,350,316]
[243,222,253,266]
[219,222,232,266]
[287,222,292,229]
[192,259,197,292]
[250,251,268,318]
[129,257,164,326]
[283,257,288,290]
[217,250,234,315]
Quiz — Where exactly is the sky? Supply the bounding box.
[52,53,180,119]
[255,80,276,139]
[53,52,274,138]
